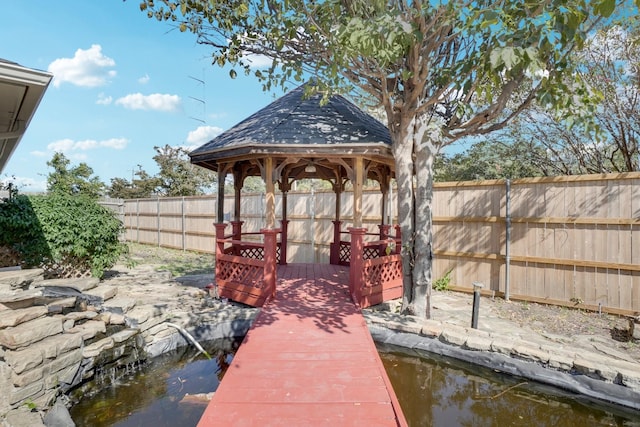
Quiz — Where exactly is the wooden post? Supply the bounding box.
[353,158,364,228]
[349,227,367,307]
[214,223,228,280]
[378,224,392,257]
[231,221,244,256]
[395,224,402,254]
[279,219,289,265]
[217,168,225,223]
[265,157,275,228]
[262,228,278,301]
[330,220,343,265]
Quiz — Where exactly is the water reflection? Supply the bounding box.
[378,344,640,427]
[70,339,239,427]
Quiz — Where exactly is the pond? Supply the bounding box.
[69,341,640,426]
[379,343,640,427]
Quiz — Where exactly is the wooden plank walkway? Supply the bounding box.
[197,263,407,426]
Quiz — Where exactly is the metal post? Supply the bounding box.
[471,281,484,329]
[505,179,511,301]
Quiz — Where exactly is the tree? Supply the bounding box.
[435,139,543,182]
[500,17,640,175]
[46,152,105,198]
[153,145,216,196]
[108,167,161,199]
[140,0,635,318]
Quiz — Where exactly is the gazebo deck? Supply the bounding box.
[197,263,407,427]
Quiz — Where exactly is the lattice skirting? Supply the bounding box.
[0,246,22,268]
[0,247,91,279]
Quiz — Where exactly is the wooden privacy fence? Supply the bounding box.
[113,172,640,314]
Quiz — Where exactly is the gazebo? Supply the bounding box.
[190,84,403,308]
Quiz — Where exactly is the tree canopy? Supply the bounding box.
[107,145,216,198]
[46,152,105,199]
[140,0,637,318]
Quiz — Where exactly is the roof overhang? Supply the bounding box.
[0,60,53,174]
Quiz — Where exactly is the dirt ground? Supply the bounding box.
[486,295,639,362]
[123,243,640,363]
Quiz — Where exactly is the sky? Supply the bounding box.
[1,1,283,192]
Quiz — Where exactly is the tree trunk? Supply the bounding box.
[392,131,415,312]
[392,115,435,319]
[411,122,439,319]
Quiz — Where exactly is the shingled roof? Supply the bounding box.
[189,84,392,169]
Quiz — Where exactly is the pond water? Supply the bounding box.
[379,343,640,427]
[69,340,640,426]
[69,339,240,427]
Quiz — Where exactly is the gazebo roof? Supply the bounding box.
[189,84,393,171]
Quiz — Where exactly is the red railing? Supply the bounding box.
[347,227,403,308]
[214,223,278,307]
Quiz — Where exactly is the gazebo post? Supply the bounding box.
[264,157,276,229]
[353,157,364,228]
[348,227,367,306]
[216,167,226,224]
[262,228,278,301]
[278,179,289,265]
[330,177,343,265]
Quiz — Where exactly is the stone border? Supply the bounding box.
[364,311,640,411]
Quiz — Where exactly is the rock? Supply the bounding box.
[102,297,136,315]
[124,305,159,327]
[0,268,44,289]
[0,289,43,310]
[35,277,99,293]
[0,306,47,329]
[4,407,45,427]
[64,311,98,322]
[0,317,63,350]
[42,400,75,427]
[83,338,115,358]
[83,286,117,303]
[66,320,106,341]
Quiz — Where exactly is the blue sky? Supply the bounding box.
[1,1,282,192]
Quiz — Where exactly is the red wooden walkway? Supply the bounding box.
[197,263,407,426]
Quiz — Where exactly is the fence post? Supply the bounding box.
[349,227,367,307]
[181,196,186,251]
[504,179,511,301]
[262,228,278,301]
[156,197,160,247]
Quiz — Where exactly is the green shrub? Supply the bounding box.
[0,194,127,278]
[433,269,453,291]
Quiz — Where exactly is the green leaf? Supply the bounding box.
[594,0,616,17]
[229,69,237,79]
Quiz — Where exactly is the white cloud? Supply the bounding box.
[47,137,129,152]
[115,93,181,112]
[1,176,47,193]
[138,74,150,84]
[96,93,113,105]
[48,44,116,88]
[30,150,49,157]
[243,52,273,69]
[186,125,223,146]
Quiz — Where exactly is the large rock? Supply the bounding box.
[0,268,44,289]
[66,320,105,341]
[34,277,99,293]
[0,317,63,350]
[0,289,43,310]
[5,333,83,374]
[0,306,47,329]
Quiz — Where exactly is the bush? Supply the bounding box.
[0,194,127,278]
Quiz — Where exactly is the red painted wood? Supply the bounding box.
[198,264,407,427]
